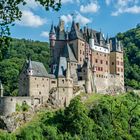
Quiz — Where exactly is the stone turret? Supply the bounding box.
[0,80,4,97]
[85,58,93,94]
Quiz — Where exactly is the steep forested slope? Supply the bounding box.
[0,92,140,140]
[117,26,140,89]
[0,38,50,95]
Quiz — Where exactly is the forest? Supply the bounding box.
[0,92,140,140]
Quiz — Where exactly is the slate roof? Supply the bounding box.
[27,60,48,77]
[55,57,67,77]
[62,43,77,62]
[69,21,84,41]
[110,37,123,52]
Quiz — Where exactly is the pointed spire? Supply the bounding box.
[28,58,33,70]
[50,22,55,34]
[106,34,109,44]
[27,58,33,76]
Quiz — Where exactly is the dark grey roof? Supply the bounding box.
[62,43,77,62]
[110,37,123,52]
[56,57,67,77]
[27,60,48,77]
[69,21,84,41]
[50,23,55,34]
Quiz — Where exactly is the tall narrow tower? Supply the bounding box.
[49,23,56,72]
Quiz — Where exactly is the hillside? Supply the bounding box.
[0,92,140,139]
[117,26,140,89]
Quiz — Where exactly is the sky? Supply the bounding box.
[11,0,140,42]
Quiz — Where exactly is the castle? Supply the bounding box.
[0,19,124,116]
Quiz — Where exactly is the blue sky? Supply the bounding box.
[11,0,140,42]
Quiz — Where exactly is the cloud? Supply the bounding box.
[40,31,49,38]
[80,2,100,13]
[75,13,91,25]
[16,10,46,27]
[61,14,73,24]
[112,5,140,16]
[25,0,39,9]
[61,13,91,25]
[105,0,111,5]
[58,0,80,4]
[61,0,73,4]
[109,0,140,16]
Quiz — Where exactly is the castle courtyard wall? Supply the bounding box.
[0,97,32,116]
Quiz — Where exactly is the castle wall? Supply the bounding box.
[49,78,57,89]
[29,76,51,101]
[0,97,32,116]
[70,62,78,82]
[77,39,86,65]
[57,77,73,107]
[92,51,110,74]
[95,73,124,93]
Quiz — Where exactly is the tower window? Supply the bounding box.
[100,60,103,64]
[106,61,108,65]
[95,59,98,63]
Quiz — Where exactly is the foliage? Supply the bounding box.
[0,38,50,95]
[0,0,61,61]
[16,102,30,112]
[1,92,140,140]
[117,26,140,89]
